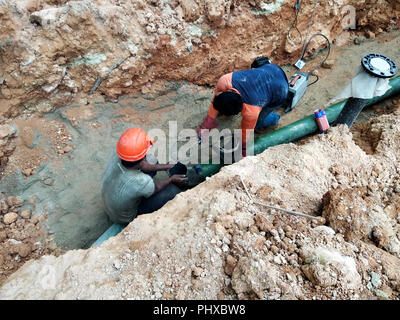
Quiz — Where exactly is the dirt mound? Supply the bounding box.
[1,108,400,299]
[0,115,75,180]
[0,0,398,118]
[0,123,16,175]
[1,0,400,300]
[0,194,63,286]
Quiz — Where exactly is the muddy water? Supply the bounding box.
[2,31,399,249]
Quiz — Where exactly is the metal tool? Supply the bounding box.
[239,175,322,220]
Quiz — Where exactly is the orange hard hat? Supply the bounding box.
[116,128,154,161]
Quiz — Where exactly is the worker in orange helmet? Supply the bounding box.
[101,128,187,224]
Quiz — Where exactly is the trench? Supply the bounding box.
[1,31,399,250]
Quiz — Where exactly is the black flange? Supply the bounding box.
[361,53,398,78]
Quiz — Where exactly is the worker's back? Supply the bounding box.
[232,63,288,109]
[101,153,155,223]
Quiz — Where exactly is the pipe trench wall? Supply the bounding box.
[0,0,398,118]
[95,75,400,246]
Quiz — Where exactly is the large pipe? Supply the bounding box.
[92,75,400,247]
[91,222,127,247]
[334,98,369,128]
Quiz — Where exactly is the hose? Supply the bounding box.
[334,98,369,128]
[201,75,400,177]
[287,0,304,45]
[289,0,331,87]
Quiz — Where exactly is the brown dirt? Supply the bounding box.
[0,193,64,286]
[351,96,400,155]
[0,0,398,119]
[2,105,400,299]
[1,117,74,179]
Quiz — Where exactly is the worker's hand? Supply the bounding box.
[197,128,209,141]
[242,141,247,158]
[170,174,188,186]
[197,115,218,140]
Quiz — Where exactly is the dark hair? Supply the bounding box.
[251,56,271,69]
[121,159,143,168]
[213,91,243,116]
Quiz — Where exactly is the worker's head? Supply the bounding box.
[213,91,243,116]
[251,56,271,69]
[120,159,142,168]
[116,127,154,162]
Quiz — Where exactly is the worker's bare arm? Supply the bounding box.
[139,160,174,173]
[153,178,172,194]
[153,175,187,194]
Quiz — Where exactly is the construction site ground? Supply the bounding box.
[1,28,400,298]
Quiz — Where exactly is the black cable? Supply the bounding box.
[301,33,331,86]
[306,33,331,74]
[287,0,331,87]
[299,0,319,60]
[287,0,303,45]
[307,73,319,87]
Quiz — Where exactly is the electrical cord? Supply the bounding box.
[299,0,319,60]
[287,0,303,45]
[289,0,331,87]
[302,32,331,87]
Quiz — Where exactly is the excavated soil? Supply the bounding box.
[1,0,400,300]
[0,0,399,119]
[1,107,400,299]
[0,195,63,286]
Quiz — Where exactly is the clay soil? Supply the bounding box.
[2,106,400,299]
[0,32,400,296]
[0,195,63,286]
[0,0,400,300]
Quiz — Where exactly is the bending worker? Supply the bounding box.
[101,128,187,224]
[197,57,289,157]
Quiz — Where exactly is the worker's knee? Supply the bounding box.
[155,183,182,203]
[256,111,280,129]
[137,184,182,215]
[158,184,181,201]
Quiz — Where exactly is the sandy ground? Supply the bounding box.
[2,105,400,299]
[1,30,399,251]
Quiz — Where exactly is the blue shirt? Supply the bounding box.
[232,63,288,109]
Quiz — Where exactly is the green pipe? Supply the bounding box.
[200,75,400,177]
[91,223,127,247]
[92,75,400,247]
